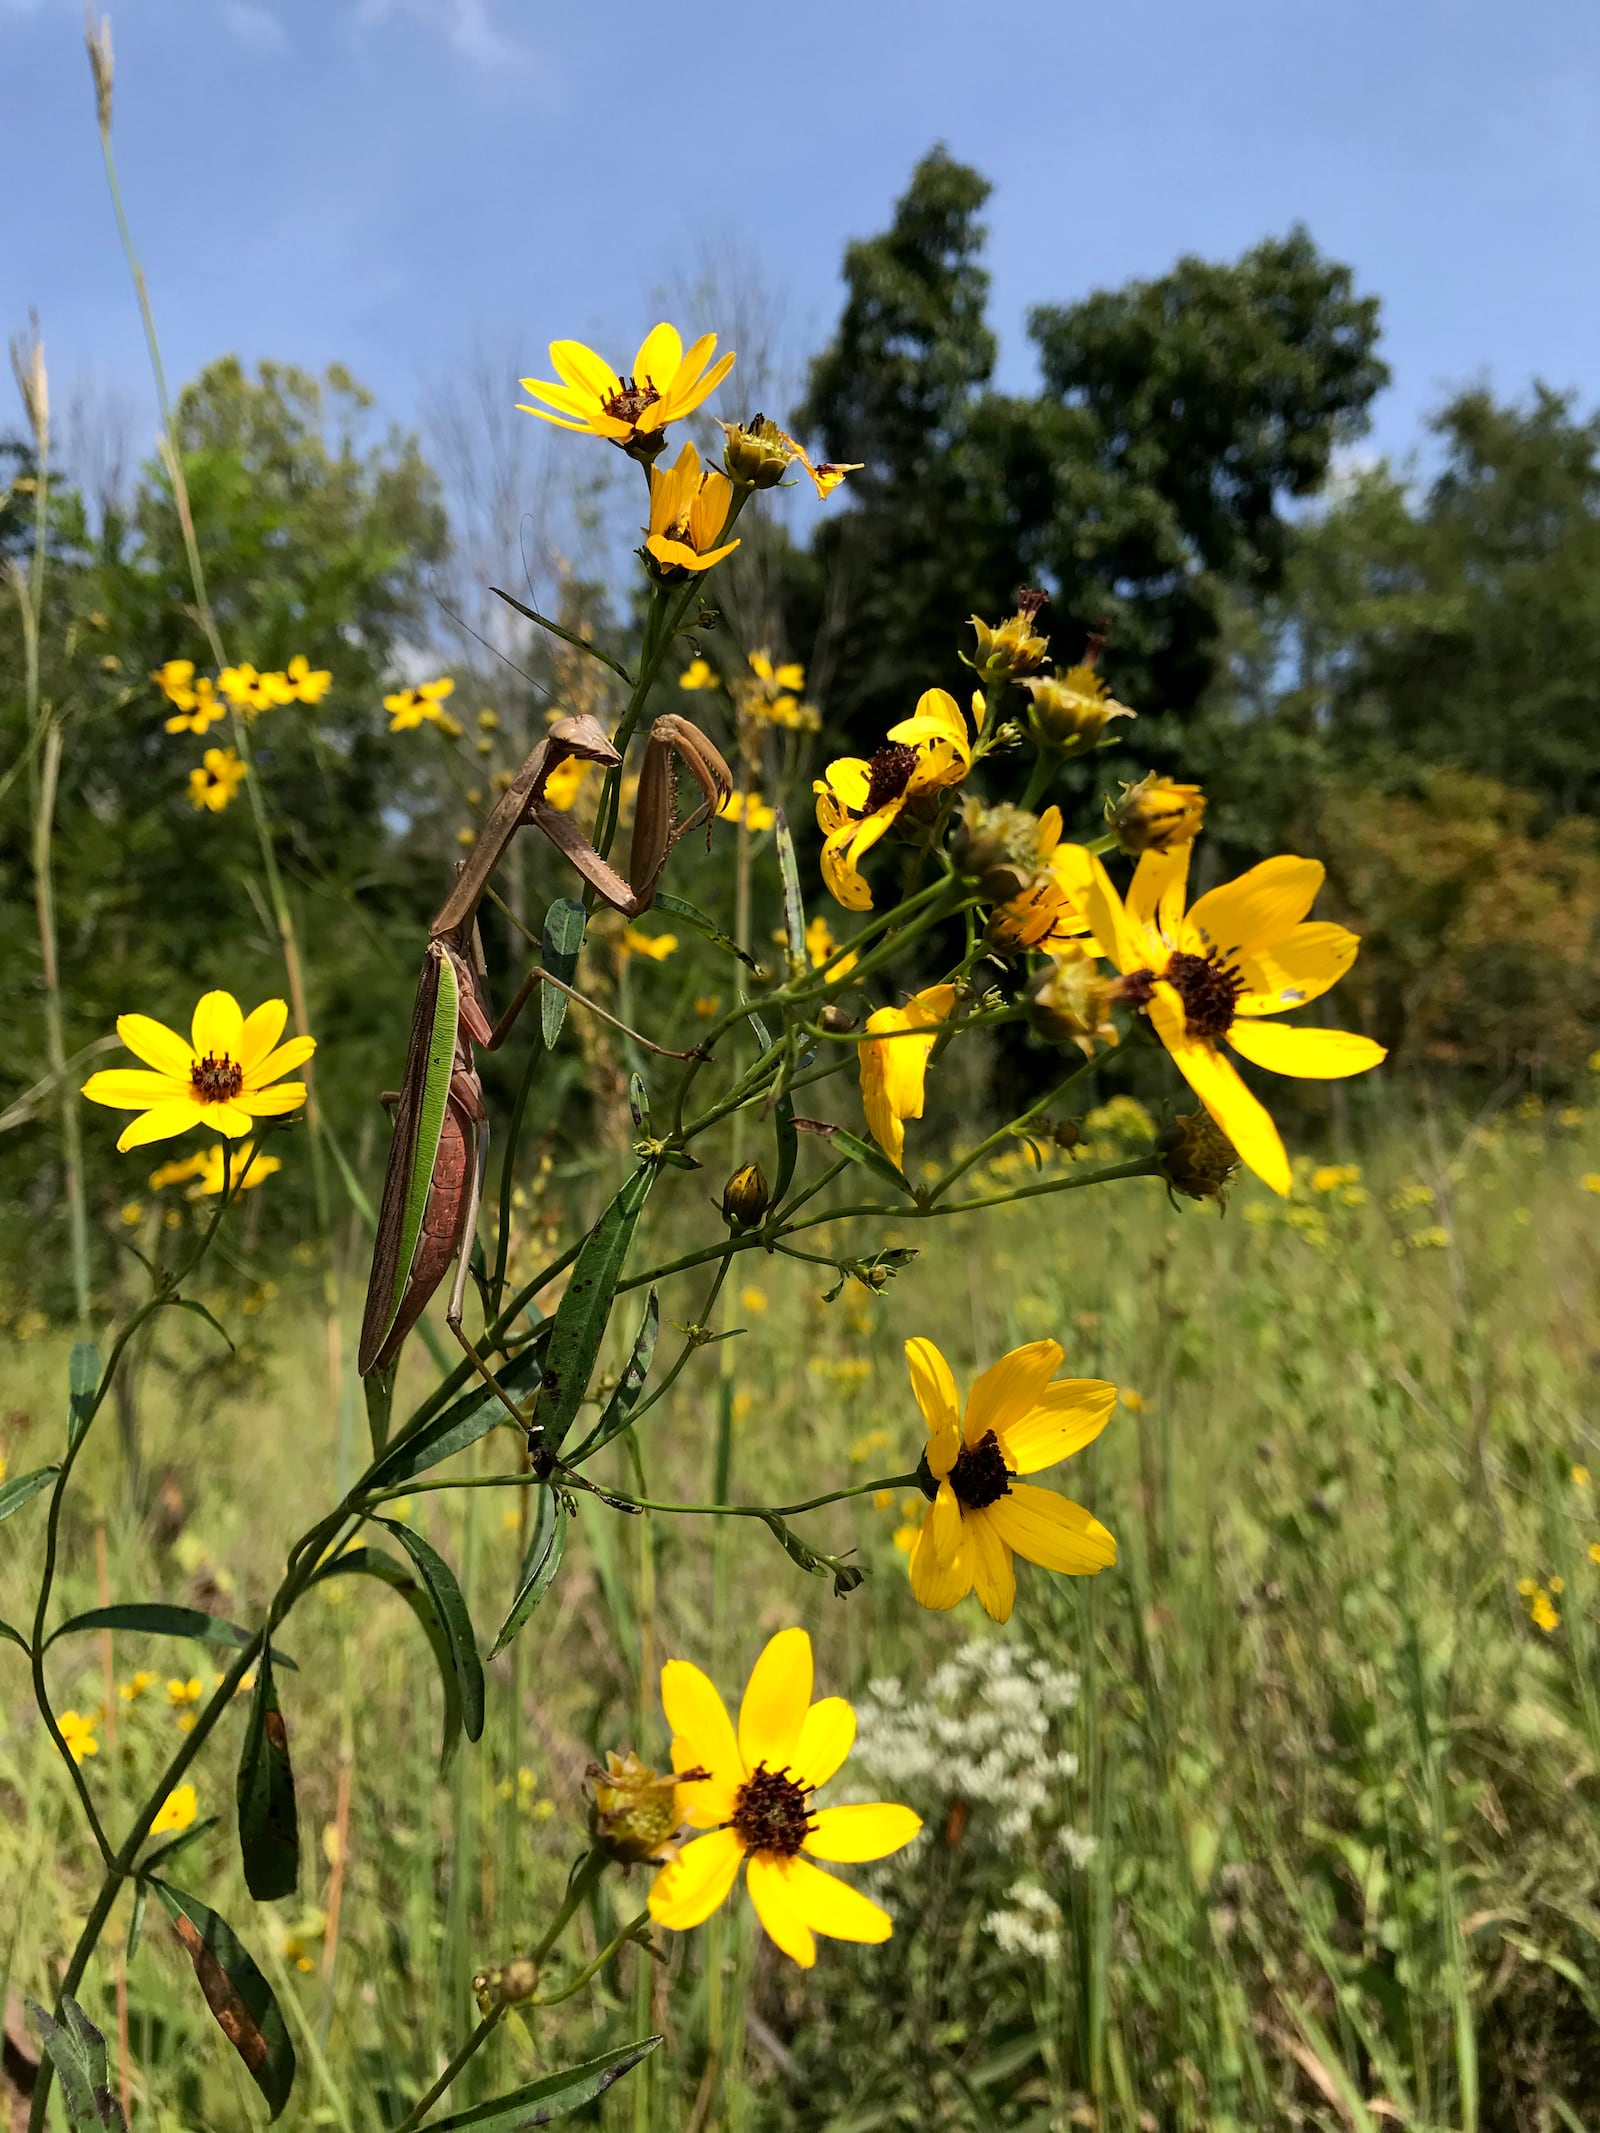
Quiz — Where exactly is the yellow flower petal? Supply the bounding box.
[745,1853,817,1966]
[236,1085,306,1119]
[635,321,684,388]
[820,759,871,812]
[821,824,875,912]
[966,1512,1016,1623]
[83,1069,186,1109]
[190,990,244,1061]
[908,1511,973,1611]
[243,1035,317,1089]
[671,1734,739,1828]
[661,1658,743,1789]
[1224,1022,1388,1080]
[1184,856,1325,962]
[548,339,621,400]
[931,1479,963,1566]
[1232,923,1360,1016]
[115,1013,194,1078]
[804,1803,922,1863]
[790,1697,856,1791]
[963,1339,1065,1448]
[999,1379,1118,1474]
[1148,986,1290,1195]
[648,1826,744,1930]
[988,1483,1117,1573]
[887,687,971,773]
[237,999,289,1073]
[737,1627,812,1774]
[772,1853,894,1945]
[1126,842,1191,943]
[904,1337,960,1474]
[115,1100,208,1152]
[1056,845,1141,972]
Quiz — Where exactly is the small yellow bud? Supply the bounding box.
[968,592,1049,681]
[721,1161,771,1229]
[720,414,791,489]
[587,1749,700,1865]
[1105,773,1206,856]
[476,707,500,731]
[475,737,494,757]
[1157,1110,1240,1206]
[950,797,1055,903]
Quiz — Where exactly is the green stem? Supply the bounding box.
[926,1056,1096,1203]
[535,1907,651,2006]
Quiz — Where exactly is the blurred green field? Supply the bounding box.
[5,1102,1599,2131]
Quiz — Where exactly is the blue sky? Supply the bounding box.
[4,0,1599,501]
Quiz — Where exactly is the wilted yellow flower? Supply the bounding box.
[385,677,456,732]
[902,1338,1117,1623]
[859,983,957,1170]
[1156,1110,1239,1204]
[1028,950,1117,1057]
[1020,663,1134,752]
[645,441,740,575]
[519,322,735,455]
[647,1628,920,1967]
[588,1750,697,1865]
[718,415,859,499]
[815,692,972,911]
[58,1710,99,1764]
[83,990,315,1152]
[719,790,775,832]
[150,1782,198,1835]
[722,1162,771,1229]
[187,746,247,812]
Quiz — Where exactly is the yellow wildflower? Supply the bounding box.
[804,914,857,978]
[1531,1590,1560,1633]
[1574,1466,1591,1488]
[541,755,594,811]
[647,1627,920,1967]
[163,675,227,736]
[285,654,332,705]
[58,1710,99,1764]
[740,1285,768,1315]
[815,691,972,911]
[1590,1543,1600,1566]
[184,1142,282,1198]
[119,1201,144,1226]
[1069,844,1385,1196]
[150,1782,198,1836]
[385,677,456,732]
[1020,663,1134,752]
[621,928,678,962]
[167,1677,202,1707]
[1581,1174,1600,1195]
[1311,1164,1361,1193]
[219,664,291,715]
[518,322,735,454]
[902,1338,1117,1624]
[720,790,776,832]
[187,747,247,813]
[694,994,721,1019]
[680,658,717,690]
[644,441,740,575]
[859,983,957,1171]
[83,990,315,1153]
[118,1670,157,1703]
[151,658,198,706]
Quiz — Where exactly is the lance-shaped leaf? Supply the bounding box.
[654,892,764,973]
[364,1363,396,1461]
[774,809,807,969]
[0,1464,59,1527]
[567,1287,659,1463]
[67,1341,99,1451]
[367,1336,545,1491]
[772,1090,799,1209]
[535,1165,655,1453]
[46,1605,293,1669]
[427,2036,662,2128]
[376,1519,485,1742]
[827,1126,918,1199]
[26,1995,126,2131]
[489,587,634,686]
[310,1548,463,1768]
[237,1649,298,1901]
[155,1884,295,2119]
[490,1488,569,1659]
[541,898,586,1048]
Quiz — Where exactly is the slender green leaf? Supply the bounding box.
[654,892,764,973]
[490,1489,569,1659]
[26,1995,126,2131]
[154,1883,296,2120]
[489,587,634,685]
[0,1463,59,1526]
[127,1878,151,1962]
[67,1341,99,1451]
[139,1814,220,1880]
[367,1338,545,1491]
[773,1091,799,1208]
[0,1618,29,1652]
[47,1605,292,1669]
[568,1288,659,1462]
[309,1548,462,1768]
[541,898,586,1048]
[376,1519,485,1742]
[774,808,807,967]
[237,1649,299,1902]
[828,1127,917,1198]
[628,1071,650,1132]
[171,1296,235,1353]
[536,1165,655,1453]
[364,1364,396,1460]
[428,2036,662,2128]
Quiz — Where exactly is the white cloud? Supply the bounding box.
[353,0,541,75]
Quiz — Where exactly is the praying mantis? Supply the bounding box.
[357,709,732,1405]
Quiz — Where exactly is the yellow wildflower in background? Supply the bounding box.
[680,657,717,690]
[620,928,678,962]
[184,1142,281,1198]
[58,1710,99,1764]
[150,1783,198,1836]
[385,677,456,731]
[859,984,957,1171]
[518,322,734,451]
[119,1670,157,1703]
[815,691,972,910]
[285,654,331,704]
[83,990,315,1152]
[152,658,198,704]
[168,1677,202,1707]
[541,755,594,811]
[720,791,775,832]
[804,914,857,977]
[740,1285,768,1315]
[648,1628,921,1968]
[1573,1465,1591,1489]
[644,441,740,575]
[219,663,292,715]
[1581,1174,1600,1195]
[163,675,226,736]
[902,1338,1117,1623]
[187,746,247,813]
[1070,844,1385,1196]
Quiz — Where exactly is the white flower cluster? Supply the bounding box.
[984,1877,1064,1960]
[852,1637,1086,1844]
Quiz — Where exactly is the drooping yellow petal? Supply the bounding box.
[931,1479,963,1566]
[661,1658,743,1789]
[819,758,871,812]
[671,1734,739,1828]
[115,1014,194,1078]
[243,1035,316,1089]
[738,1628,812,1774]
[745,1854,817,1966]
[190,990,244,1061]
[1056,845,1141,972]
[859,985,957,1169]
[965,1511,1016,1623]
[1225,1022,1388,1080]
[907,1511,973,1611]
[790,1697,856,1791]
[998,1379,1118,1474]
[114,1100,209,1152]
[1126,841,1191,946]
[1184,856,1325,963]
[1148,985,1291,1195]
[988,1483,1117,1573]
[887,687,971,774]
[779,1854,895,1945]
[821,824,874,912]
[804,1803,923,1863]
[688,468,735,554]
[904,1337,961,1475]
[646,533,741,574]
[648,1826,744,1930]
[1233,923,1361,1016]
[665,346,735,422]
[963,1339,1065,1448]
[83,1069,187,1109]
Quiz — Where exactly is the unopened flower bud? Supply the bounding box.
[1157,1110,1240,1206]
[819,1004,856,1035]
[1020,664,1135,753]
[720,415,791,490]
[472,1956,539,2015]
[1027,953,1118,1058]
[949,797,1054,903]
[721,1161,771,1229]
[968,599,1050,683]
[1105,773,1206,856]
[587,1750,702,1865]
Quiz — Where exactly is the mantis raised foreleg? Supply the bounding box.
[358,709,732,1418]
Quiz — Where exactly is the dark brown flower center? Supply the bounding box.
[1163,948,1245,1041]
[603,375,661,427]
[949,1428,1012,1511]
[190,1051,244,1103]
[731,1763,813,1858]
[864,742,918,815]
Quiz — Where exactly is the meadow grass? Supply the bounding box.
[4,1102,1599,2130]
